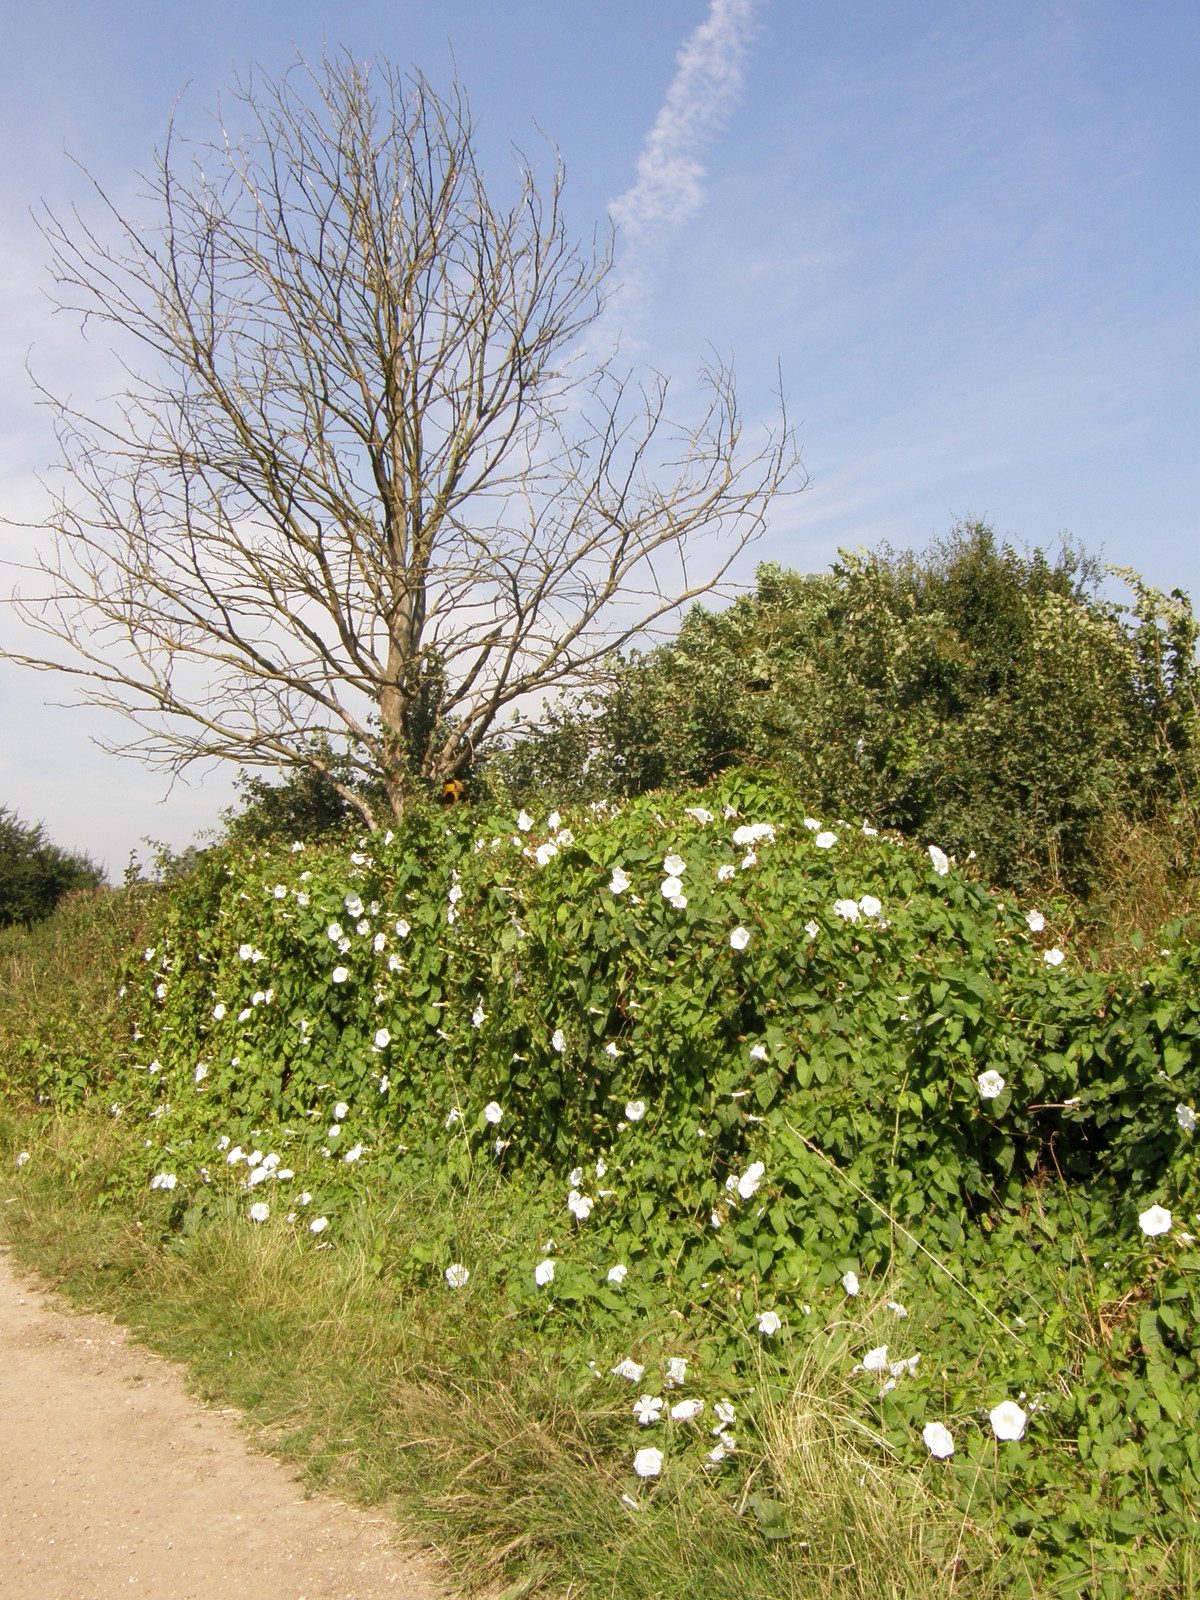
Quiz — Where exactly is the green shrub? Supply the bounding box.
[0,806,105,926]
[502,524,1199,906]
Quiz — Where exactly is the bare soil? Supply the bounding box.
[0,1248,446,1600]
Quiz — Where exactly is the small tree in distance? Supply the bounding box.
[6,53,802,828]
[0,808,104,926]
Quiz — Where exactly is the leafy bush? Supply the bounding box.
[33,773,1194,1590]
[0,806,104,926]
[503,524,1199,905]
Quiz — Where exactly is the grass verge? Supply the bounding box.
[0,1104,1032,1600]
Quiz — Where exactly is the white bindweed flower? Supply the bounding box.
[331,966,349,984]
[716,863,736,882]
[989,1401,1027,1441]
[150,1172,177,1190]
[373,932,386,953]
[804,919,820,939]
[633,1395,662,1425]
[714,1400,736,1427]
[684,807,713,825]
[625,1100,646,1122]
[665,1357,688,1387]
[923,1421,955,1459]
[15,1151,30,1166]
[887,1300,908,1318]
[552,1027,566,1054]
[395,918,411,938]
[605,1041,620,1057]
[388,954,402,972]
[445,1263,470,1289]
[977,1070,1006,1100]
[842,1270,860,1297]
[211,1003,226,1021]
[861,1345,889,1373]
[374,1028,391,1050]
[737,1161,765,1199]
[749,1043,768,1061]
[862,821,879,836]
[859,894,882,918]
[343,1143,364,1163]
[609,866,631,894]
[1176,1104,1196,1133]
[238,944,253,961]
[194,1063,208,1084]
[249,1201,269,1222]
[814,831,836,849]
[1026,909,1045,932]
[660,875,683,900]
[535,841,558,866]
[927,845,950,875]
[378,1076,389,1095]
[309,1216,328,1234]
[1139,1204,1172,1237]
[484,1101,503,1125]
[730,926,750,951]
[272,884,287,899]
[833,898,860,922]
[568,1190,594,1220]
[472,1003,486,1028]
[569,1166,584,1186]
[757,1311,782,1336]
[740,851,756,871]
[595,1159,607,1178]
[633,1446,663,1478]
[670,1398,704,1421]
[611,1356,645,1382]
[732,822,776,846]
[547,811,561,831]
[608,1263,629,1285]
[535,1258,555,1287]
[517,810,534,832]
[445,1107,463,1129]
[334,1101,349,1119]
[1043,947,1065,967]
[344,894,364,917]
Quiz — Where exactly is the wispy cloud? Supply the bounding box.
[607,0,761,327]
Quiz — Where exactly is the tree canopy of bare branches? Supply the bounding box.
[6,53,803,827]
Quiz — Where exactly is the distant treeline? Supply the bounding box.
[0,808,104,926]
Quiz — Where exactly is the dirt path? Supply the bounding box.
[0,1248,446,1600]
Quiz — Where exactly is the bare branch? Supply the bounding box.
[4,51,805,823]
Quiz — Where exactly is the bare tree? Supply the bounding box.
[6,53,802,828]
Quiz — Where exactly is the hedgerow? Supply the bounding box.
[25,774,1200,1590]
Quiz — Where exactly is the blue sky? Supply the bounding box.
[1,0,1195,874]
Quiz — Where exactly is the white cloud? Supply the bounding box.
[611,0,760,241]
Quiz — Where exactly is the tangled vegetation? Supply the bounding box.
[500,525,1200,918]
[3,773,1196,1596]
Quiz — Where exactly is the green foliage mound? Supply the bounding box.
[0,806,105,926]
[504,524,1200,903]
[36,777,1200,1588]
